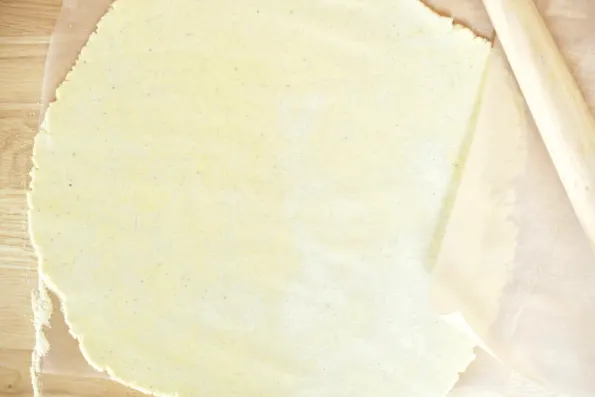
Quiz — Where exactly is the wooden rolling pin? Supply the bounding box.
[481,0,595,251]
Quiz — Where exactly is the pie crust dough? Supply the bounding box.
[29,1,489,395]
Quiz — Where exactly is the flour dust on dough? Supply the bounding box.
[29,0,489,396]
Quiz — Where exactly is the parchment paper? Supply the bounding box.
[36,1,595,396]
[432,1,595,396]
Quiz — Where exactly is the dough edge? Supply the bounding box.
[28,1,491,396]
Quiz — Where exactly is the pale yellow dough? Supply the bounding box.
[29,0,489,396]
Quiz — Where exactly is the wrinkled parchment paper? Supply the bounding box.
[432,1,595,396]
[37,1,595,396]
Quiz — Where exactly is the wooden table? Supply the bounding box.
[0,0,145,395]
[1,0,595,396]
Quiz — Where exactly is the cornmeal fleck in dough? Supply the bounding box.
[29,0,489,396]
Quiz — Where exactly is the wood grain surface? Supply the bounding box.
[0,0,144,395]
[0,0,593,396]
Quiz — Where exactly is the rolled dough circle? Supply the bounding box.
[30,0,489,396]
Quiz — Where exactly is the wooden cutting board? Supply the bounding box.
[0,0,594,396]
